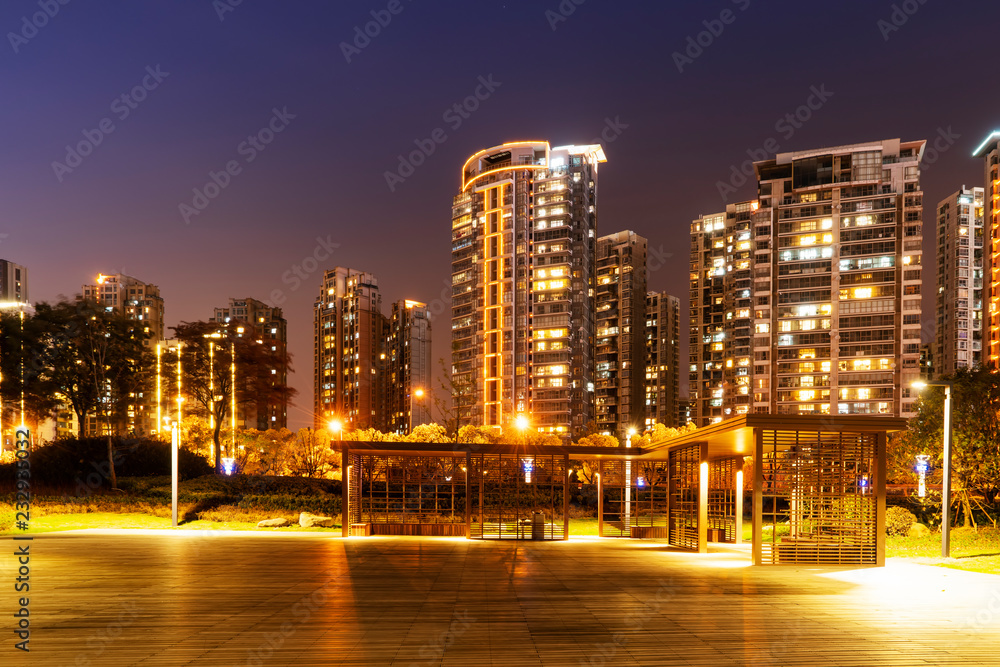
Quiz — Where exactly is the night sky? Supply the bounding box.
[3,0,998,430]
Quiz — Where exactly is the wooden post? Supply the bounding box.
[465,451,471,539]
[341,444,350,538]
[664,453,672,546]
[735,457,744,545]
[876,432,887,567]
[698,443,708,554]
[563,453,570,540]
[753,428,763,566]
[597,465,603,538]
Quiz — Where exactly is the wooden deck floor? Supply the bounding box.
[4,530,1000,666]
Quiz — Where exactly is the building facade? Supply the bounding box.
[935,187,985,374]
[595,231,647,436]
[0,260,28,305]
[387,299,432,434]
[974,131,1000,367]
[452,141,604,437]
[690,139,926,424]
[644,291,681,429]
[689,201,757,426]
[752,139,925,418]
[210,297,289,429]
[314,268,387,431]
[80,272,165,435]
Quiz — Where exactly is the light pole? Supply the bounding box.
[515,414,529,446]
[410,387,425,433]
[912,380,953,558]
[328,418,343,445]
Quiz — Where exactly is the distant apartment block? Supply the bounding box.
[452,141,603,437]
[0,260,28,305]
[211,297,289,429]
[80,272,165,435]
[689,202,757,425]
[595,231,647,437]
[387,300,432,434]
[314,268,387,431]
[644,291,681,429]
[974,131,1000,367]
[935,187,985,374]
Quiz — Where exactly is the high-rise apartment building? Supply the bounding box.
[689,202,757,425]
[314,268,387,431]
[387,299,432,434]
[595,231,647,436]
[81,273,165,343]
[935,187,985,374]
[210,297,289,429]
[80,272,165,434]
[0,260,28,305]
[753,139,925,418]
[974,131,1000,366]
[690,139,926,423]
[644,291,681,429]
[452,141,604,436]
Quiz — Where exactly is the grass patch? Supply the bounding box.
[887,526,1000,575]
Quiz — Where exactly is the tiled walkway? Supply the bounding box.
[4,530,1000,666]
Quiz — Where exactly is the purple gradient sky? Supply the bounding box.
[2,0,998,430]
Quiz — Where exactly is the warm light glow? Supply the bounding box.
[414,388,424,398]
[329,419,343,433]
[912,381,928,390]
[515,415,529,431]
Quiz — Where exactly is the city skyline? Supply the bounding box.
[3,2,999,431]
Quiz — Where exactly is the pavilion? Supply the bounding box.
[339,414,906,566]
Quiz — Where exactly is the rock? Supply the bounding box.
[299,512,335,528]
[257,518,291,528]
[908,523,930,538]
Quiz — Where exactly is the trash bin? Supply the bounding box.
[532,512,545,540]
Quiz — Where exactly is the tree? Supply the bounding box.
[33,301,101,438]
[405,423,451,443]
[172,321,296,474]
[434,357,473,441]
[288,428,338,478]
[893,366,1000,527]
[0,308,60,431]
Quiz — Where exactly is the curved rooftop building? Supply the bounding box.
[451,141,605,436]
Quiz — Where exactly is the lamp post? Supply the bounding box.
[328,418,343,445]
[410,387,425,433]
[912,380,953,558]
[515,414,529,446]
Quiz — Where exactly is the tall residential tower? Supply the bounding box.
[595,230,647,437]
[974,131,1000,366]
[314,268,386,431]
[690,139,926,423]
[935,187,985,374]
[452,141,604,436]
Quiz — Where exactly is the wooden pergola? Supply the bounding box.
[339,414,906,565]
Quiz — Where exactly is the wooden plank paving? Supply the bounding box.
[2,530,1000,666]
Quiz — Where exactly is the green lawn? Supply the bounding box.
[0,511,342,536]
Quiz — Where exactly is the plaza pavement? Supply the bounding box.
[3,530,1000,666]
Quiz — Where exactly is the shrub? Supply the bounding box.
[0,437,212,489]
[887,506,917,536]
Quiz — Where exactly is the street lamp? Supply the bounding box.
[514,414,530,447]
[912,380,953,557]
[328,418,343,444]
[410,387,425,433]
